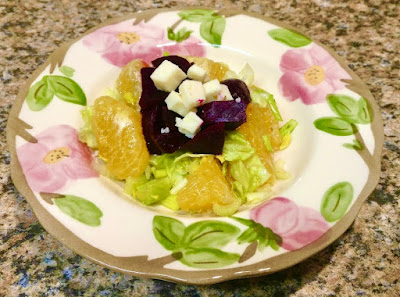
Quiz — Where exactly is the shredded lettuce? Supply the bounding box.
[229,154,270,203]
[223,131,255,161]
[263,135,273,152]
[104,87,122,101]
[78,106,98,149]
[124,151,203,209]
[135,177,172,205]
[238,63,254,87]
[274,159,291,180]
[251,87,283,121]
[279,119,298,150]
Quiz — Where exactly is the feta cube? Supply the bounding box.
[175,112,203,138]
[217,84,234,101]
[179,80,206,109]
[187,64,207,82]
[203,79,222,103]
[150,60,186,92]
[165,91,192,117]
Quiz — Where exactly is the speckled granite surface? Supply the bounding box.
[1,0,399,296]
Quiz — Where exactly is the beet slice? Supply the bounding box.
[182,123,225,155]
[198,100,247,130]
[151,55,192,73]
[154,105,189,153]
[141,105,162,154]
[139,67,169,110]
[221,79,251,105]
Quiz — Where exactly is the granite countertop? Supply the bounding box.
[1,0,399,296]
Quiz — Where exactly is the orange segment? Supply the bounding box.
[116,59,146,106]
[186,56,229,81]
[92,96,149,179]
[177,156,236,214]
[239,103,282,183]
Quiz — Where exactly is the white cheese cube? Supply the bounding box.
[187,64,207,82]
[203,79,222,103]
[217,84,234,101]
[175,112,203,138]
[179,80,206,109]
[150,60,186,92]
[165,91,192,117]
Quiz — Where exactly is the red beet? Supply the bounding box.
[182,123,225,154]
[151,55,192,73]
[198,100,247,130]
[221,79,251,105]
[139,67,169,110]
[141,105,162,155]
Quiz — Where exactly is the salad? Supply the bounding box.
[79,55,297,216]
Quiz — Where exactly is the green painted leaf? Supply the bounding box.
[167,27,192,42]
[26,78,54,111]
[268,28,311,48]
[321,182,354,222]
[46,75,86,106]
[54,195,102,226]
[357,97,373,124]
[314,117,357,136]
[178,9,216,22]
[59,65,75,77]
[180,248,240,268]
[327,94,359,123]
[153,216,185,251]
[182,221,240,249]
[343,139,363,150]
[232,217,282,251]
[200,16,226,46]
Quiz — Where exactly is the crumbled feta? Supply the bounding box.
[203,79,222,103]
[187,64,207,82]
[235,97,241,103]
[175,112,203,138]
[165,91,192,117]
[150,60,186,92]
[179,80,206,109]
[161,127,170,134]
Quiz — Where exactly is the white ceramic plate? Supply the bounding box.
[7,8,383,284]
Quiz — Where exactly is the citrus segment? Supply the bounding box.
[239,103,282,183]
[177,156,236,214]
[186,56,229,81]
[92,96,149,179]
[116,59,146,106]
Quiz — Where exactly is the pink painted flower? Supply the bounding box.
[250,197,330,251]
[82,20,205,67]
[17,125,98,193]
[278,44,351,104]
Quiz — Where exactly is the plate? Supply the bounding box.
[7,8,383,284]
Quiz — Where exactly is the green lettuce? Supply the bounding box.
[78,106,98,149]
[223,131,255,161]
[125,151,203,209]
[251,87,282,121]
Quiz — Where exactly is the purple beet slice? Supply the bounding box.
[139,67,169,110]
[141,105,162,154]
[221,79,251,105]
[142,103,188,154]
[182,123,225,155]
[154,105,189,153]
[151,55,192,73]
[198,100,247,130]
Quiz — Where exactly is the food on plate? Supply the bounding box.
[79,55,297,216]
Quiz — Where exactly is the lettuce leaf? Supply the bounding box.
[223,131,255,161]
[251,87,282,121]
[78,106,98,149]
[229,154,270,202]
